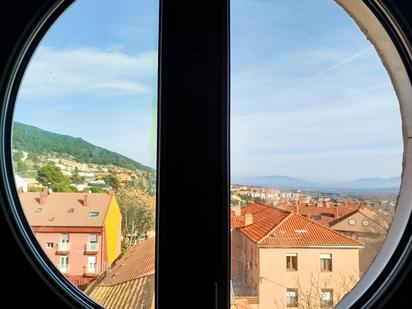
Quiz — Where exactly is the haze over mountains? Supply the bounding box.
[237,175,401,194]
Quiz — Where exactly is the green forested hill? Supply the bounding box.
[12,121,154,173]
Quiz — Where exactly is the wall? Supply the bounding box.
[103,195,122,264]
[259,247,360,309]
[232,229,260,296]
[331,212,386,235]
[35,232,103,277]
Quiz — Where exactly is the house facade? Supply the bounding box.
[19,190,122,289]
[328,206,389,274]
[231,203,363,309]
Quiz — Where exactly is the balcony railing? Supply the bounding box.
[84,242,98,254]
[59,265,69,273]
[84,265,98,277]
[56,242,70,254]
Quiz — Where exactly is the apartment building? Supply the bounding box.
[231,204,363,309]
[19,190,122,289]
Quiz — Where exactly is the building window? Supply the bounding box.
[46,242,53,249]
[286,253,298,271]
[321,289,333,307]
[286,289,298,307]
[87,234,98,251]
[59,233,70,251]
[362,220,369,226]
[87,256,97,273]
[320,253,332,272]
[59,256,69,273]
[312,215,321,221]
[348,219,356,226]
[89,234,98,243]
[61,233,69,244]
[88,211,100,217]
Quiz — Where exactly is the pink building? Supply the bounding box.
[19,191,122,289]
[231,203,363,308]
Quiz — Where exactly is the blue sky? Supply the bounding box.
[14,0,159,168]
[14,0,403,182]
[231,0,403,182]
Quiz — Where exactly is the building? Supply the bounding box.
[328,206,389,274]
[86,237,155,309]
[19,190,122,289]
[278,202,361,226]
[231,203,363,309]
[14,174,28,192]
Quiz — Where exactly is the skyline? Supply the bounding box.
[14,0,403,182]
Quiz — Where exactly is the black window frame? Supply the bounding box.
[0,1,412,309]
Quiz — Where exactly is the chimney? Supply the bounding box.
[245,213,253,226]
[43,186,49,196]
[39,193,46,205]
[83,194,89,207]
[335,206,339,218]
[296,199,299,215]
[17,187,24,194]
[233,205,241,216]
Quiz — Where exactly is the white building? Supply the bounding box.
[14,174,28,192]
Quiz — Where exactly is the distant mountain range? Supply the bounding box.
[237,175,401,194]
[13,122,154,173]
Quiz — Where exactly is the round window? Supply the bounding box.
[363,220,370,226]
[349,219,357,226]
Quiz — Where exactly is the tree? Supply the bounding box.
[117,191,155,251]
[36,163,73,192]
[270,271,358,309]
[103,173,121,190]
[13,151,23,162]
[71,167,85,184]
[90,187,106,193]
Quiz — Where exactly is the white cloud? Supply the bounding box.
[19,46,157,98]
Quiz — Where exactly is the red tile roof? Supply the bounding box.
[234,204,363,248]
[231,203,289,229]
[100,237,155,286]
[19,192,114,227]
[258,214,363,248]
[86,238,155,309]
[278,202,361,225]
[240,208,290,242]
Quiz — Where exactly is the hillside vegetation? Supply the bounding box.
[13,122,154,173]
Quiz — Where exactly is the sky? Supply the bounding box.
[14,0,159,168]
[231,0,403,182]
[14,0,403,182]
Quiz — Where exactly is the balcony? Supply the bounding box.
[56,242,70,255]
[84,242,99,255]
[84,265,98,277]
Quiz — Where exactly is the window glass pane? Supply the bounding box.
[231,1,402,308]
[12,0,158,306]
[89,234,98,242]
